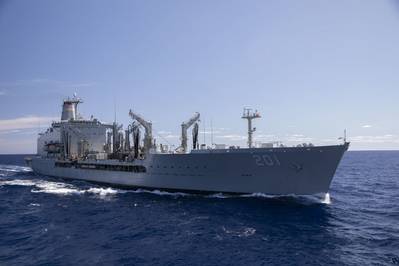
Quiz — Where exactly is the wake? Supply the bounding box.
[0,164,32,173]
[0,164,332,204]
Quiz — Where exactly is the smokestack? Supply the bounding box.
[61,96,82,121]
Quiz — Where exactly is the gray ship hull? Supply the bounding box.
[29,144,349,195]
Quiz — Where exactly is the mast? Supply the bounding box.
[211,119,213,146]
[241,108,261,148]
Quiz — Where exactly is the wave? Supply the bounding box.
[207,192,333,205]
[0,177,332,204]
[86,187,120,196]
[0,179,120,197]
[0,179,37,186]
[0,178,188,198]
[222,226,257,238]
[207,192,293,199]
[31,181,85,195]
[320,192,332,204]
[129,188,189,197]
[0,165,32,173]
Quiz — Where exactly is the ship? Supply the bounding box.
[26,96,349,196]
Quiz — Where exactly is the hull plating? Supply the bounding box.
[30,144,348,195]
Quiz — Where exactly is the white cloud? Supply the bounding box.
[61,82,97,88]
[0,129,21,135]
[0,116,58,132]
[0,79,96,91]
[320,138,339,143]
[253,134,275,142]
[255,134,275,138]
[285,134,313,143]
[214,127,230,131]
[163,134,180,139]
[289,134,304,137]
[350,135,399,143]
[215,134,247,141]
[157,130,172,135]
[215,133,315,144]
[199,130,221,134]
[362,125,372,128]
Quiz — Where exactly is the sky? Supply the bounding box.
[0,0,399,154]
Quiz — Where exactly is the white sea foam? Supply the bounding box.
[0,165,32,173]
[1,178,102,196]
[129,188,189,197]
[32,181,121,196]
[207,192,294,199]
[32,181,83,195]
[0,178,156,198]
[240,192,281,198]
[207,193,234,198]
[321,193,332,204]
[86,187,119,196]
[239,227,256,237]
[0,175,332,203]
[0,179,37,186]
[222,226,256,238]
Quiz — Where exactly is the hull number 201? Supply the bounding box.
[253,154,281,167]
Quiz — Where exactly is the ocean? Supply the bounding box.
[0,151,398,265]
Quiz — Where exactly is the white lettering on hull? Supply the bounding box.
[253,154,281,167]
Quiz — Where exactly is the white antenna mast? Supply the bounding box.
[211,119,214,147]
[113,97,117,123]
[203,118,206,146]
[338,129,348,144]
[241,108,261,148]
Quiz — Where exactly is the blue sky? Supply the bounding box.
[1,0,399,153]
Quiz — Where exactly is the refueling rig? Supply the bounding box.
[38,96,201,162]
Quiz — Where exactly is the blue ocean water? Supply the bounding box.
[0,152,398,266]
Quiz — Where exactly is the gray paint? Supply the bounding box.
[30,143,349,195]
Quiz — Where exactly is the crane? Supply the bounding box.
[179,112,200,153]
[128,109,153,153]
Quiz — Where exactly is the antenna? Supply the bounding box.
[113,96,116,123]
[338,129,347,144]
[211,119,214,147]
[203,118,206,146]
